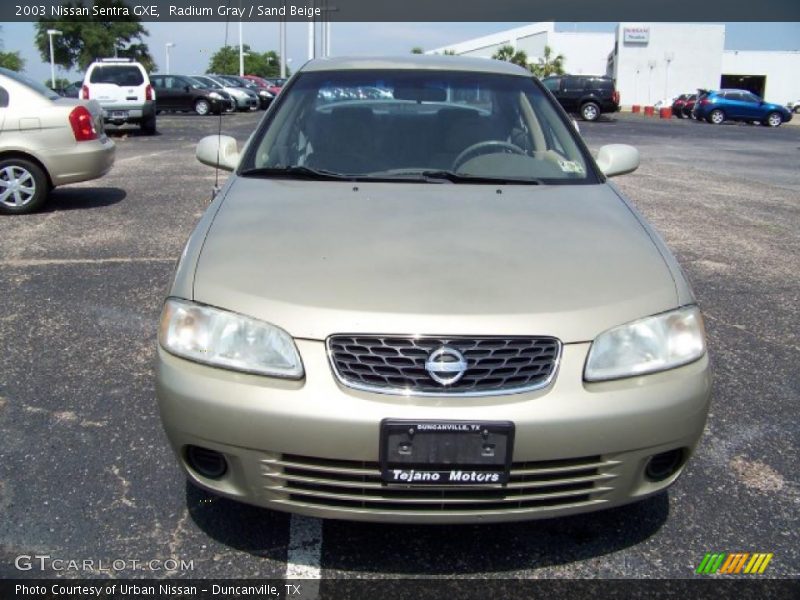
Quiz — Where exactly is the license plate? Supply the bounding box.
[110,110,128,119]
[380,419,514,485]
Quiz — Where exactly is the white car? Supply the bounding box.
[788,100,800,114]
[81,58,156,134]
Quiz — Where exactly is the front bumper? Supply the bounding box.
[156,340,711,523]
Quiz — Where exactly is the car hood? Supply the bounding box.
[193,179,678,342]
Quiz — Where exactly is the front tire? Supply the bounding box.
[194,99,211,116]
[0,158,49,215]
[764,112,783,127]
[708,109,725,125]
[580,101,600,122]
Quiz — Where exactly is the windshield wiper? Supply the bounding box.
[418,170,542,185]
[239,166,353,180]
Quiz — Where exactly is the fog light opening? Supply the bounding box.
[645,449,685,482]
[185,445,228,479]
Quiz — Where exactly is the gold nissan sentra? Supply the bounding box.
[156,56,711,523]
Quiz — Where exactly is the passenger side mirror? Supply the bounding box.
[184,85,191,92]
[595,144,639,177]
[196,135,240,171]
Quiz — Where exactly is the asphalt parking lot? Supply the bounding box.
[0,110,798,584]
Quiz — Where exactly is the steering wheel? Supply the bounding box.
[451,140,526,171]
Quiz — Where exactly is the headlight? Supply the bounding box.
[231,89,246,98]
[258,90,272,98]
[584,306,706,381]
[158,298,303,379]
[208,92,222,99]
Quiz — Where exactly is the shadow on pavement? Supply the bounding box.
[43,186,127,211]
[318,492,670,574]
[186,481,291,562]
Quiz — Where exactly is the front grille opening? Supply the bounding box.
[328,335,561,395]
[272,453,609,513]
[287,493,592,512]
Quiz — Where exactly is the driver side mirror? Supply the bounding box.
[196,135,240,171]
[595,144,639,177]
[184,85,191,93]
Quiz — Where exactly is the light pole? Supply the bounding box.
[46,29,62,89]
[165,42,175,75]
[647,60,657,105]
[664,52,674,101]
[279,7,287,78]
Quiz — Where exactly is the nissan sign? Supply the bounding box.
[623,27,650,43]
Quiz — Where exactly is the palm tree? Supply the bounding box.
[531,45,566,78]
[492,45,529,69]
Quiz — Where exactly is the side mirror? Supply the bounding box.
[196,135,240,171]
[184,85,191,92]
[595,144,639,177]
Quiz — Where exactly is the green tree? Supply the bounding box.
[0,51,25,71]
[530,45,565,78]
[34,0,156,72]
[410,47,424,54]
[442,49,457,56]
[45,77,72,90]
[492,45,529,69]
[207,45,284,78]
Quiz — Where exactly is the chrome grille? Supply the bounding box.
[327,335,561,396]
[261,454,619,513]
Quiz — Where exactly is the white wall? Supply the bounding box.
[427,22,554,57]
[722,50,800,104]
[549,32,615,76]
[614,23,725,107]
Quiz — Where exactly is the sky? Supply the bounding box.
[2,21,799,83]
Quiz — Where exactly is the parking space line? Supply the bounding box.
[285,515,322,599]
[0,257,175,266]
[115,144,196,163]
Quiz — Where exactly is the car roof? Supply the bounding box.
[299,55,533,77]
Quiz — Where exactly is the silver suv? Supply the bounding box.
[81,58,156,134]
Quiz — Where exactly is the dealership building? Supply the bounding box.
[427,22,800,108]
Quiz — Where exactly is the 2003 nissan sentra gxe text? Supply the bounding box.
[155,56,711,524]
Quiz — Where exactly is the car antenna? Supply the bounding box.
[212,1,232,200]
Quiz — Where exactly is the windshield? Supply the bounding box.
[193,76,223,90]
[243,69,595,184]
[0,67,60,100]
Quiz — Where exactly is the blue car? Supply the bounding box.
[693,89,792,127]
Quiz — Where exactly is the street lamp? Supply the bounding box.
[664,52,674,101]
[647,59,657,105]
[46,29,62,89]
[165,42,175,74]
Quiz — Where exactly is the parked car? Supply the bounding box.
[156,56,711,524]
[787,99,800,114]
[192,75,258,111]
[541,74,620,121]
[81,58,156,134]
[57,80,83,99]
[243,74,283,96]
[150,74,230,115]
[214,74,273,109]
[681,93,698,118]
[693,89,792,127]
[671,93,693,118]
[0,68,115,214]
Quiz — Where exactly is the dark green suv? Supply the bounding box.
[542,75,620,121]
